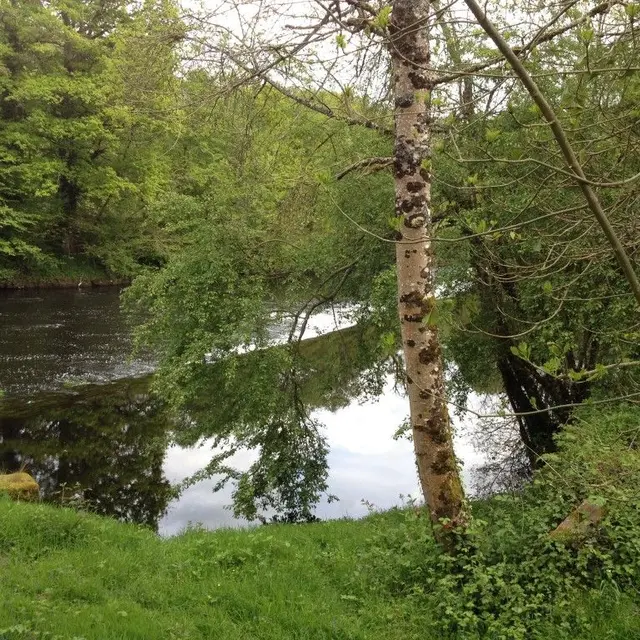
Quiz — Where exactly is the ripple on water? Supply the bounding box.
[0,287,153,396]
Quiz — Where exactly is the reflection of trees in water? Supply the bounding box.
[0,379,173,531]
[466,397,532,498]
[0,325,398,527]
[176,324,398,523]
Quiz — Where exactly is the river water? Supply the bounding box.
[0,287,486,535]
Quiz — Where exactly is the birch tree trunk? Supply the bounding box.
[390,0,467,533]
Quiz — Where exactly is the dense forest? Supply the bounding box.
[1,0,640,637]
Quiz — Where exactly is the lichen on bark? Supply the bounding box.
[389,0,468,538]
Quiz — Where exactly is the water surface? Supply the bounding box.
[0,287,484,535]
[0,287,153,395]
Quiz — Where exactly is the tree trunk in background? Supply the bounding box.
[390,0,467,535]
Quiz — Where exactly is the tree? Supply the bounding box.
[122,0,639,536]
[463,0,640,307]
[389,0,467,529]
[431,0,640,467]
[124,0,470,540]
[124,81,396,522]
[0,0,182,277]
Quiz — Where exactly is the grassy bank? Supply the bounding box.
[0,500,423,640]
[0,498,638,640]
[0,259,129,289]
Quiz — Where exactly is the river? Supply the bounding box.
[0,287,486,535]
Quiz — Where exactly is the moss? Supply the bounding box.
[550,500,607,544]
[0,472,40,501]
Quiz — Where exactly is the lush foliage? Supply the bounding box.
[0,0,182,281]
[2,405,640,640]
[120,81,396,520]
[1,2,639,634]
[357,406,640,638]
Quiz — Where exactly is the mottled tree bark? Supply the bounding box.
[390,0,467,532]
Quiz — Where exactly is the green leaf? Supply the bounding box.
[579,27,594,43]
[380,331,397,354]
[423,304,440,328]
[586,495,607,507]
[373,5,392,29]
[510,342,531,360]
[542,357,561,374]
[387,216,403,231]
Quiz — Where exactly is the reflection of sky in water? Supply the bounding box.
[0,289,489,535]
[160,310,488,536]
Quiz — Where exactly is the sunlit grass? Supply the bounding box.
[0,498,637,639]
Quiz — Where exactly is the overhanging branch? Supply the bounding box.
[335,156,393,180]
[463,0,640,308]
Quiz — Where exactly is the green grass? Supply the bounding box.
[0,499,427,640]
[0,498,638,640]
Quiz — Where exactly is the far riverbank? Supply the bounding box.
[0,259,131,289]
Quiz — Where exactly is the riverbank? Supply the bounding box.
[0,497,638,639]
[0,259,130,289]
[0,276,130,290]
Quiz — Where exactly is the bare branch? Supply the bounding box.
[335,155,393,180]
[433,0,623,85]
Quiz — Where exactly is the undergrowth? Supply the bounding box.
[355,405,640,638]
